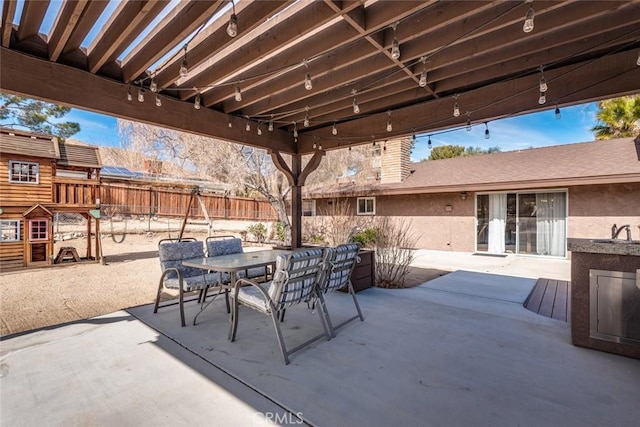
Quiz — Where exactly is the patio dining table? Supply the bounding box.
[183,249,292,325]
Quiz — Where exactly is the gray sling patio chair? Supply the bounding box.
[228,248,331,365]
[154,238,229,327]
[316,243,365,337]
[206,236,269,281]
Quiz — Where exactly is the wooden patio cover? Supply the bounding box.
[1,0,639,246]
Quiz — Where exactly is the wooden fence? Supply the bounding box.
[100,182,277,221]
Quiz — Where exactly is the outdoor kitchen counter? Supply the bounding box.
[567,238,640,256]
[568,238,640,359]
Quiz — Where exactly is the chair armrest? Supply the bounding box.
[160,267,182,283]
[233,278,270,299]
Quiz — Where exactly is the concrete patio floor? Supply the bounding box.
[2,268,638,426]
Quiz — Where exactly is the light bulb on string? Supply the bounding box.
[523,4,535,33]
[150,77,158,93]
[418,56,427,87]
[127,86,133,101]
[245,119,250,132]
[228,118,232,128]
[234,85,242,102]
[227,1,238,37]
[155,94,162,107]
[352,91,360,114]
[539,75,547,92]
[386,111,392,132]
[538,91,546,105]
[304,107,310,127]
[332,122,338,135]
[390,22,400,60]
[484,122,490,139]
[555,103,561,119]
[427,135,432,148]
[466,113,471,131]
[636,51,640,66]
[453,95,460,117]
[194,93,201,109]
[304,59,312,90]
[179,46,188,77]
[137,87,145,102]
[257,125,262,136]
[293,122,298,138]
[268,116,274,132]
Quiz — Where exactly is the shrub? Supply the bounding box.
[273,221,285,242]
[246,223,267,243]
[352,228,377,248]
[372,217,418,288]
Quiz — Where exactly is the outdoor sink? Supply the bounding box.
[592,239,640,244]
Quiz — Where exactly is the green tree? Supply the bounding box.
[425,144,500,160]
[0,93,80,140]
[591,95,640,140]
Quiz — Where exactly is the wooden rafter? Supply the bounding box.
[1,0,17,47]
[59,0,108,55]
[15,0,49,42]
[48,0,89,61]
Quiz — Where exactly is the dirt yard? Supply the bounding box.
[0,232,447,337]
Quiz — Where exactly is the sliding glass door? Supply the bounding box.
[476,191,566,257]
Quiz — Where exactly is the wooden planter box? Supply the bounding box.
[346,249,375,293]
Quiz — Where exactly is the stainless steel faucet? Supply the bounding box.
[611,224,631,240]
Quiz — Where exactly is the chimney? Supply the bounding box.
[144,159,163,175]
[380,137,411,183]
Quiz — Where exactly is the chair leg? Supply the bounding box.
[279,309,286,322]
[317,292,336,338]
[153,279,164,313]
[224,289,230,314]
[229,297,240,341]
[179,287,186,327]
[348,282,365,321]
[270,310,290,365]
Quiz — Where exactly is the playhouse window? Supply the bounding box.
[29,219,48,241]
[9,161,39,183]
[0,220,20,242]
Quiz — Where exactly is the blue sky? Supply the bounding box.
[60,102,599,160]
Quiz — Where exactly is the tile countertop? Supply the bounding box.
[567,238,640,256]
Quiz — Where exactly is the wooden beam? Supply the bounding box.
[298,149,325,186]
[60,0,108,54]
[297,49,640,153]
[290,154,302,248]
[87,0,169,74]
[270,151,294,187]
[154,1,291,90]
[0,47,296,154]
[184,1,338,102]
[1,0,17,47]
[48,0,89,61]
[15,0,49,42]
[121,0,225,83]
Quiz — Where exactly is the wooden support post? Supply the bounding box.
[270,150,325,248]
[86,213,92,260]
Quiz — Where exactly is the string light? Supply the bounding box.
[418,56,427,87]
[304,59,312,90]
[453,95,460,117]
[194,93,201,109]
[155,94,162,107]
[427,135,432,148]
[228,118,232,128]
[555,103,561,119]
[386,110,392,132]
[538,90,546,105]
[234,85,242,102]
[352,90,360,114]
[539,66,547,92]
[137,86,145,102]
[179,46,188,77]
[257,125,262,135]
[127,86,133,101]
[149,77,158,93]
[484,122,490,139]
[523,2,535,33]
[304,106,310,127]
[636,51,640,66]
[466,113,471,131]
[293,122,298,138]
[245,118,251,131]
[332,122,338,135]
[390,22,400,60]
[268,116,274,131]
[227,1,238,38]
